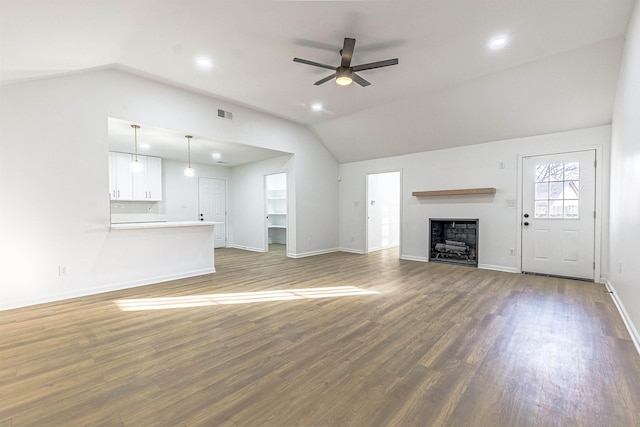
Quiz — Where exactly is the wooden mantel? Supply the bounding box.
[412,187,496,197]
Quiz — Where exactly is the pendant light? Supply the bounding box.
[184,135,195,177]
[130,124,143,173]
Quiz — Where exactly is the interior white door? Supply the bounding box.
[521,150,596,280]
[366,171,400,253]
[199,177,226,248]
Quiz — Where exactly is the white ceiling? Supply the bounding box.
[1,0,635,163]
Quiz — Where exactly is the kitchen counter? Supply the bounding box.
[110,221,220,230]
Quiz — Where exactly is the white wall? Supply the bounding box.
[610,0,640,347]
[339,126,610,274]
[0,68,338,310]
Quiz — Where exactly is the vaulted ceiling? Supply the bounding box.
[1,0,634,163]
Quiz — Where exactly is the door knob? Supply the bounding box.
[524,222,530,226]
[524,213,529,218]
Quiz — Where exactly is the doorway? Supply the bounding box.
[265,172,287,254]
[366,171,401,254]
[198,177,227,248]
[521,150,596,280]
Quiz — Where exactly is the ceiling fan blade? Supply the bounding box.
[352,73,371,87]
[314,73,336,85]
[341,38,356,68]
[293,57,336,71]
[352,58,399,72]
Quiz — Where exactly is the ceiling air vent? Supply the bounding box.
[217,109,233,120]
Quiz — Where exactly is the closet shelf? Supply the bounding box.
[412,187,496,197]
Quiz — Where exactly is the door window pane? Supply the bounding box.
[564,200,579,218]
[564,181,579,199]
[549,163,564,181]
[535,201,549,218]
[533,161,580,219]
[549,182,564,199]
[535,182,549,199]
[564,162,579,180]
[535,164,549,183]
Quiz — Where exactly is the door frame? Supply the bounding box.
[516,146,604,281]
[364,169,403,256]
[198,176,228,248]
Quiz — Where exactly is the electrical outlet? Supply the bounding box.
[499,161,506,169]
[351,236,355,242]
[506,199,516,208]
[508,249,516,256]
[307,237,312,245]
[58,266,69,276]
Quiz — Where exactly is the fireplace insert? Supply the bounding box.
[429,218,478,266]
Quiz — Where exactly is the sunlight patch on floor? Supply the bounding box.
[114,286,380,311]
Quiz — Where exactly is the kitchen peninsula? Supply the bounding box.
[105,221,222,288]
[110,220,219,230]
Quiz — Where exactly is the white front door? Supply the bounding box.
[199,177,226,248]
[521,150,596,280]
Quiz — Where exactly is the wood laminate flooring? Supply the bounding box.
[1,248,639,426]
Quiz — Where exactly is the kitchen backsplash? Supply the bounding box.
[110,201,162,223]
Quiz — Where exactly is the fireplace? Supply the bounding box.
[429,218,478,266]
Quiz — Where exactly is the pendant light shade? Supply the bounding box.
[184,135,195,177]
[130,124,143,173]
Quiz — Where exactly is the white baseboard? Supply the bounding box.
[339,247,365,255]
[478,264,518,273]
[228,244,265,253]
[604,279,640,356]
[0,268,216,312]
[289,248,340,258]
[400,255,429,262]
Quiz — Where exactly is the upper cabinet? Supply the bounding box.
[109,152,134,200]
[109,151,162,201]
[132,156,162,201]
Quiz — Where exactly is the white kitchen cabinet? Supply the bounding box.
[132,155,162,201]
[109,152,162,201]
[109,152,133,200]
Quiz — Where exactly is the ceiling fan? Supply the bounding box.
[293,37,399,87]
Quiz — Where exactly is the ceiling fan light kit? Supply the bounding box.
[335,67,353,86]
[293,37,398,87]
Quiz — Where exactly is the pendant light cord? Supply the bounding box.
[131,124,140,162]
[185,135,193,167]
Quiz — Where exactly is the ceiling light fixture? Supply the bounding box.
[184,135,195,177]
[488,35,509,50]
[212,153,221,160]
[195,56,213,70]
[130,124,143,173]
[335,67,353,86]
[311,103,323,112]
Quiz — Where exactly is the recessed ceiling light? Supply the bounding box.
[212,153,222,159]
[195,56,213,70]
[488,35,509,50]
[139,143,150,150]
[311,103,323,112]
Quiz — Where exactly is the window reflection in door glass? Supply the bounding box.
[535,164,549,182]
[535,201,549,218]
[549,163,564,181]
